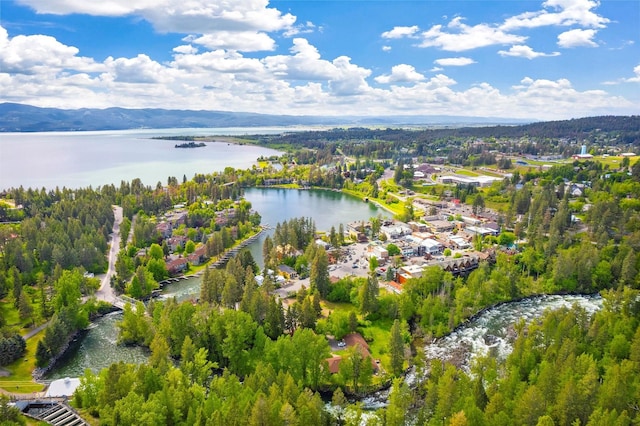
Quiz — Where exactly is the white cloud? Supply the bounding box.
[190,31,276,52]
[173,45,198,55]
[283,21,317,37]
[375,64,425,84]
[17,0,296,41]
[501,0,610,30]
[104,54,173,84]
[434,57,476,66]
[0,26,102,74]
[418,17,526,51]
[328,56,372,96]
[381,26,419,39]
[557,28,598,47]
[626,65,640,83]
[382,46,392,52]
[603,65,640,85]
[498,45,561,59]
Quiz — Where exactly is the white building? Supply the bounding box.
[420,238,443,255]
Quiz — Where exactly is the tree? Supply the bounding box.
[385,378,411,426]
[18,292,33,325]
[185,240,196,255]
[148,243,164,260]
[330,226,338,248]
[359,271,379,317]
[310,246,330,298]
[472,194,485,216]
[386,243,401,257]
[389,319,405,376]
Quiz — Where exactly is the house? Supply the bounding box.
[167,236,187,252]
[166,256,188,275]
[325,333,379,374]
[278,264,298,280]
[187,245,208,266]
[156,221,172,239]
[347,221,368,242]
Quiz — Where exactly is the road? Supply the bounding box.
[94,205,123,305]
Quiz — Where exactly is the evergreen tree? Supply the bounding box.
[309,246,330,298]
[389,319,405,376]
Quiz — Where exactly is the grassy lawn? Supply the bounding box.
[321,300,394,374]
[362,318,393,362]
[341,189,403,217]
[455,169,479,177]
[0,333,45,394]
[0,299,20,328]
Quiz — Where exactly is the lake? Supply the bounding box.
[0,128,294,191]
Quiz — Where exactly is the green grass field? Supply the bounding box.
[0,334,46,394]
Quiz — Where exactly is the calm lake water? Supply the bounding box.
[0,128,292,191]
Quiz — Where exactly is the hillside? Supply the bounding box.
[0,103,527,132]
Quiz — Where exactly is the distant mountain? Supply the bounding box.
[0,103,529,132]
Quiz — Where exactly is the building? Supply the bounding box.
[278,264,298,280]
[325,333,379,374]
[449,236,471,249]
[166,256,188,275]
[187,245,208,266]
[45,377,81,398]
[572,145,593,160]
[420,238,443,255]
[437,174,501,187]
[427,220,455,233]
[465,225,499,237]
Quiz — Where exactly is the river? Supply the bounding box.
[0,128,294,191]
[360,294,603,409]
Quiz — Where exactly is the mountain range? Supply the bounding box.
[0,103,530,132]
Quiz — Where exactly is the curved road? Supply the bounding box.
[94,205,123,305]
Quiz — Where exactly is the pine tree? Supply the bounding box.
[389,319,405,376]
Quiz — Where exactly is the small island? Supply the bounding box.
[174,141,206,148]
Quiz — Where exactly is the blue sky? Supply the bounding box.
[1,0,638,120]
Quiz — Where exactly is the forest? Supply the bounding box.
[1,120,640,425]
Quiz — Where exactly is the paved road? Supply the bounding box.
[94,205,123,305]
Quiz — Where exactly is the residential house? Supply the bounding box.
[325,333,379,374]
[166,256,188,275]
[187,245,208,266]
[278,264,298,280]
[167,236,187,252]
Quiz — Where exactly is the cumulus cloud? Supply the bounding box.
[104,54,173,84]
[418,17,526,51]
[498,45,561,59]
[434,57,475,66]
[501,0,610,30]
[0,26,102,74]
[17,0,296,34]
[382,46,392,52]
[381,26,419,39]
[557,28,598,47]
[374,64,425,84]
[190,31,276,52]
[382,0,608,53]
